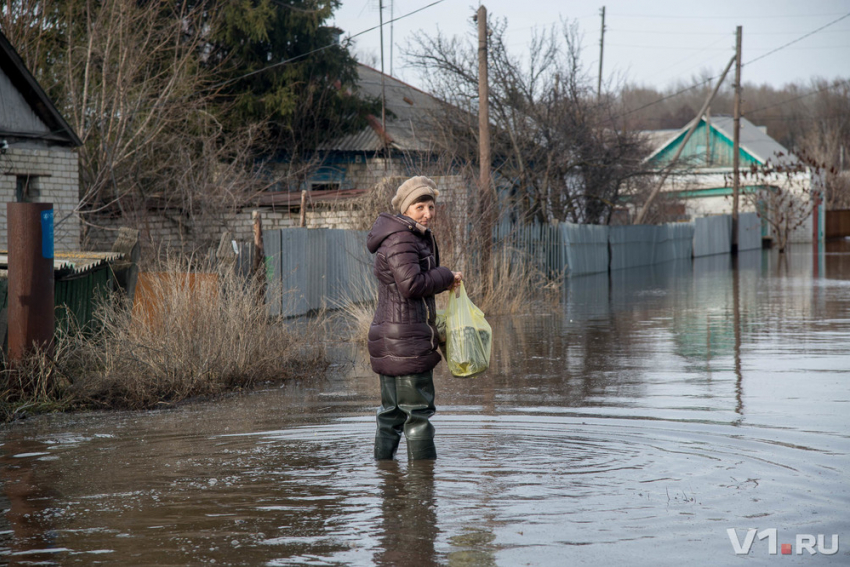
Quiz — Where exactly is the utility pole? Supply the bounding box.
[705,104,712,164]
[705,78,712,165]
[477,5,493,264]
[390,0,394,77]
[379,0,387,139]
[598,6,606,100]
[478,4,491,206]
[731,25,742,254]
[634,55,736,225]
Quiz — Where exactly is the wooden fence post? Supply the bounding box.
[252,211,266,302]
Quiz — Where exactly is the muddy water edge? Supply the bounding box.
[1,243,849,566]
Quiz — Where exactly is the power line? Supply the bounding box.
[651,36,731,77]
[618,12,850,119]
[612,11,848,20]
[744,11,850,66]
[747,81,850,115]
[620,74,720,117]
[209,0,446,90]
[607,43,728,50]
[608,27,850,36]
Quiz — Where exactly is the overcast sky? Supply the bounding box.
[332,0,850,92]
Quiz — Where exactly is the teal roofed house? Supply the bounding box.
[644,116,822,244]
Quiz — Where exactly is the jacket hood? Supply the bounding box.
[367,213,429,253]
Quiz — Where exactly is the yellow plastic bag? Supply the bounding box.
[444,282,492,378]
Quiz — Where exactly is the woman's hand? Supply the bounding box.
[449,271,463,290]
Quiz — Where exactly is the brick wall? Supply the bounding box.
[0,146,81,251]
[84,173,473,254]
[84,206,375,253]
[343,158,407,189]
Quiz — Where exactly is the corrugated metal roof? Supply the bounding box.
[640,129,679,152]
[710,116,799,167]
[318,64,445,153]
[0,250,123,277]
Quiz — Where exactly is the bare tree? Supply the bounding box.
[405,17,649,226]
[3,0,275,251]
[737,152,824,253]
[798,80,850,209]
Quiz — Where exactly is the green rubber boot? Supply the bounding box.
[397,371,437,460]
[375,375,405,460]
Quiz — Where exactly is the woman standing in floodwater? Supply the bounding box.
[366,176,462,460]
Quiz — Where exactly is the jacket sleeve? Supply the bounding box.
[385,233,454,299]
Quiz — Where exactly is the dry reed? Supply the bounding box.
[1,259,327,419]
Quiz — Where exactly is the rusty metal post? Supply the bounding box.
[252,210,264,276]
[7,203,54,361]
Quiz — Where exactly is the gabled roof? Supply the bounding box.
[710,116,797,167]
[0,29,82,146]
[318,64,443,153]
[644,115,798,169]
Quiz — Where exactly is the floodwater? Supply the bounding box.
[1,243,849,566]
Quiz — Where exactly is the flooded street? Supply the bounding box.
[1,243,849,566]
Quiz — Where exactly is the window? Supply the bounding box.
[309,182,342,192]
[15,175,35,202]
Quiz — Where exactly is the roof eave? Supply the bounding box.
[0,30,83,147]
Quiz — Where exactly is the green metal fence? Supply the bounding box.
[1,264,114,354]
[54,265,114,334]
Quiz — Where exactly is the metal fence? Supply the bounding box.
[608,223,693,270]
[494,221,567,278]
[561,223,609,275]
[693,216,731,257]
[609,225,659,270]
[262,215,759,317]
[738,212,762,251]
[264,227,373,317]
[657,222,697,264]
[693,213,762,256]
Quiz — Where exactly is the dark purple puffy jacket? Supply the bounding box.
[366,213,455,376]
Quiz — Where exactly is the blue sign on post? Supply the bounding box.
[41,209,54,259]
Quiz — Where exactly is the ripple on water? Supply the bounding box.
[213,408,849,564]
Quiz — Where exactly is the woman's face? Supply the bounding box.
[404,199,436,227]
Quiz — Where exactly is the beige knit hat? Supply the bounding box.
[391,176,440,214]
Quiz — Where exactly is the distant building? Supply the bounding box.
[260,63,461,205]
[0,30,82,251]
[83,64,471,252]
[644,116,823,244]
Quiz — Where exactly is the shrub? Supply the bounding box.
[1,260,327,418]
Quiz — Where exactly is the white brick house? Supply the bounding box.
[0,30,82,251]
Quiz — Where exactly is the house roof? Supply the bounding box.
[251,187,368,208]
[0,250,122,277]
[318,64,443,153]
[0,30,82,146]
[644,115,798,169]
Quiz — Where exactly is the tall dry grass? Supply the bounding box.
[1,260,327,419]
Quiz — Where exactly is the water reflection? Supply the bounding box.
[1,244,849,565]
[0,435,61,565]
[375,461,439,566]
